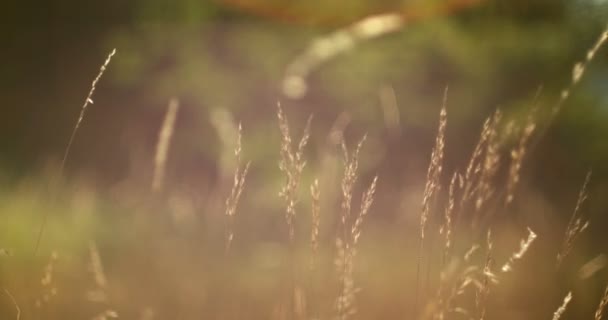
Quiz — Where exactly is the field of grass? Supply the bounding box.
[2,10,608,320]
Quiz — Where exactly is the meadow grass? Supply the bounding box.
[2,22,608,320]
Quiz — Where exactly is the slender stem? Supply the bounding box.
[33,49,116,256]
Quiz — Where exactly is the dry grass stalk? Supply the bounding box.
[464,245,481,262]
[62,48,117,172]
[595,283,608,320]
[335,238,358,320]
[351,176,378,246]
[501,227,537,273]
[339,136,366,238]
[525,26,608,160]
[440,172,461,263]
[421,92,448,240]
[335,137,378,320]
[336,175,378,320]
[449,109,501,232]
[417,90,448,315]
[552,292,573,320]
[152,98,180,192]
[474,110,502,212]
[431,248,481,320]
[432,233,497,320]
[308,179,321,320]
[310,178,321,269]
[35,48,117,255]
[555,25,608,116]
[476,231,496,320]
[277,104,312,320]
[3,288,20,320]
[505,116,536,205]
[441,268,478,319]
[461,115,492,205]
[460,109,502,220]
[224,124,251,252]
[277,103,312,242]
[556,171,591,268]
[335,138,362,320]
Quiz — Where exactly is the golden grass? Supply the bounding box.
[557,171,592,268]
[596,283,608,320]
[500,228,537,273]
[224,123,251,252]
[277,103,312,242]
[310,178,321,270]
[34,49,117,255]
[62,49,117,173]
[6,20,608,320]
[505,112,536,206]
[555,27,608,115]
[552,291,573,320]
[420,89,447,241]
[440,172,459,264]
[335,136,378,320]
[417,89,447,316]
[475,231,494,320]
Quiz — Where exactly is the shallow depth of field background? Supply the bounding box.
[2,1,608,319]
